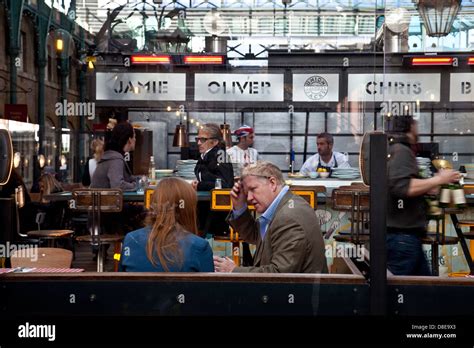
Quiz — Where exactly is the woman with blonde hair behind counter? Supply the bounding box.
[119,177,214,272]
[82,138,104,187]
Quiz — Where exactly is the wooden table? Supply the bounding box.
[0,267,84,274]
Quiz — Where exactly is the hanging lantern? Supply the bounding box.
[14,152,21,168]
[38,154,46,168]
[172,124,189,147]
[220,124,233,148]
[416,0,461,37]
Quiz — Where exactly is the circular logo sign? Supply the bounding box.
[304,75,328,100]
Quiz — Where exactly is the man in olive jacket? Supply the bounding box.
[214,161,328,273]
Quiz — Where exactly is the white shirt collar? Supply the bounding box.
[201,147,214,159]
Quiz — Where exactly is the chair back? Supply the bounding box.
[72,189,123,246]
[211,189,255,211]
[11,247,73,268]
[332,187,370,244]
[72,189,123,212]
[289,185,326,209]
[332,187,369,212]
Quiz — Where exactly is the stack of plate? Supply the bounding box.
[416,157,433,178]
[331,168,360,179]
[464,163,474,180]
[176,160,197,179]
[155,169,174,178]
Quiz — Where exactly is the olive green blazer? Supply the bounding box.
[228,191,328,273]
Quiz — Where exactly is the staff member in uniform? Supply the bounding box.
[82,138,104,187]
[300,133,350,176]
[226,125,259,167]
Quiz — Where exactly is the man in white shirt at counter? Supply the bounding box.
[226,125,258,168]
[300,132,350,175]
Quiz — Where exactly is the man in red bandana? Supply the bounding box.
[227,125,259,170]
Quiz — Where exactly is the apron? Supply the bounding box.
[317,154,338,172]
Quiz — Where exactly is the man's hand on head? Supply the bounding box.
[230,181,247,210]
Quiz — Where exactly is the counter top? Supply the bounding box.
[284,178,363,189]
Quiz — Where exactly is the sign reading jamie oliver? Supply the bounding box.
[194,74,284,101]
[348,74,440,102]
[293,74,339,102]
[450,73,474,102]
[96,73,186,101]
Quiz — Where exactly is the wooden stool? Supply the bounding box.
[213,228,245,266]
[422,213,459,276]
[457,220,474,261]
[26,229,74,248]
[331,187,370,245]
[76,234,124,272]
[420,234,459,276]
[456,184,474,260]
[289,185,326,210]
[11,247,73,268]
[72,189,123,272]
[210,190,254,266]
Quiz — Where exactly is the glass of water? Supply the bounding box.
[137,176,146,193]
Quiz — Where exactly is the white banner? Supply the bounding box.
[194,74,284,101]
[292,74,339,102]
[348,74,440,102]
[450,73,474,102]
[96,73,186,101]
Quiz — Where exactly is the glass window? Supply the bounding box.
[434,112,473,134]
[328,112,364,134]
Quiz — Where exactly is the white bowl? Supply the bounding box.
[319,172,330,179]
[309,172,319,179]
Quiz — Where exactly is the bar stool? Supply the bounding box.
[289,185,326,210]
[26,229,74,247]
[421,210,459,276]
[18,189,74,248]
[72,189,124,272]
[331,186,370,245]
[210,189,250,266]
[456,185,474,254]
